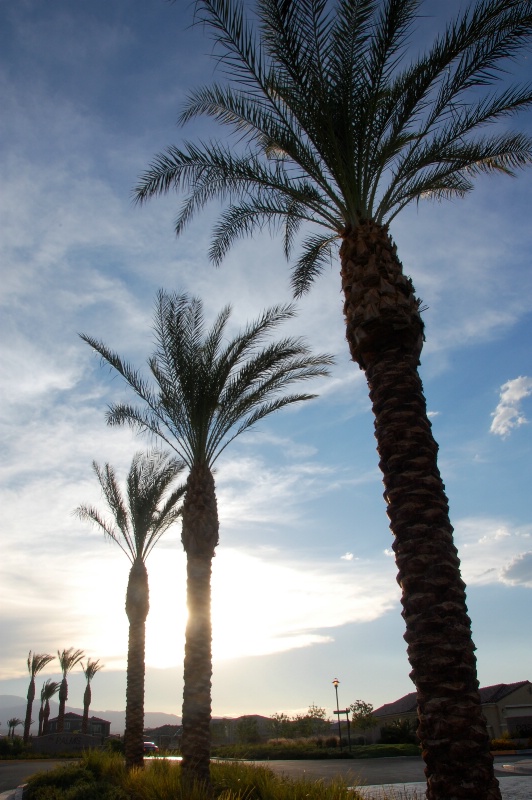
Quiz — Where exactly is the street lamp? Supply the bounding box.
[332,679,342,750]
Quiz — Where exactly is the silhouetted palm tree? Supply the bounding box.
[57,648,84,733]
[76,450,185,770]
[135,3,532,797]
[8,718,23,739]
[81,290,332,787]
[38,680,60,736]
[81,659,104,734]
[23,651,54,742]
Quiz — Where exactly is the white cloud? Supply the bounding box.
[500,551,532,587]
[455,516,532,587]
[341,552,354,561]
[490,376,532,437]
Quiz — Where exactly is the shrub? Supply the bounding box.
[490,738,519,750]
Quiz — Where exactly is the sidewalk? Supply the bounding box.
[359,761,532,800]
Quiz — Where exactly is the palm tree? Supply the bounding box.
[81,290,332,787]
[75,450,185,770]
[81,658,104,734]
[56,648,85,733]
[38,679,60,736]
[23,651,54,743]
[7,718,23,739]
[134,3,532,798]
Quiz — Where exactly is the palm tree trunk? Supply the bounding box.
[82,683,91,734]
[38,703,44,737]
[43,701,51,735]
[124,559,149,771]
[23,677,35,743]
[340,220,501,800]
[181,464,219,790]
[57,678,68,733]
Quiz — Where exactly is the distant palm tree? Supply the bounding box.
[8,718,23,739]
[38,680,60,736]
[23,651,54,742]
[135,3,532,797]
[76,449,185,770]
[81,290,332,787]
[56,648,84,733]
[81,659,104,734]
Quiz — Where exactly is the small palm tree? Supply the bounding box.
[23,651,54,742]
[134,3,532,797]
[38,680,60,736]
[76,449,185,770]
[8,718,23,739]
[81,290,332,787]
[81,659,104,734]
[56,648,85,733]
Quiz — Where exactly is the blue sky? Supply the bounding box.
[1,0,531,728]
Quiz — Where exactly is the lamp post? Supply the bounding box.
[332,678,342,750]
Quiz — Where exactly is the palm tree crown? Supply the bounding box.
[82,291,333,471]
[82,658,103,683]
[136,0,532,295]
[76,450,185,564]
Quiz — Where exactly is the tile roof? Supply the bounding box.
[373,680,530,717]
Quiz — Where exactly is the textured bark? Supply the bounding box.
[180,463,219,791]
[124,558,149,771]
[340,220,501,800]
[82,683,91,734]
[56,678,68,733]
[23,678,35,743]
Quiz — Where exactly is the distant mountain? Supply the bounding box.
[0,695,180,735]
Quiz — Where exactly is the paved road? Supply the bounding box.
[0,760,71,793]
[253,754,532,784]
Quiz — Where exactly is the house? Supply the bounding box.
[47,712,111,738]
[364,680,532,743]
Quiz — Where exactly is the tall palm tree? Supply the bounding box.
[81,658,104,735]
[76,449,185,770]
[8,718,23,739]
[81,290,332,787]
[56,648,85,733]
[38,679,60,736]
[134,3,532,798]
[23,651,54,742]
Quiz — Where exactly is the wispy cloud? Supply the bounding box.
[490,376,532,437]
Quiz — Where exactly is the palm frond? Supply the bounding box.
[290,231,339,297]
[82,659,103,682]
